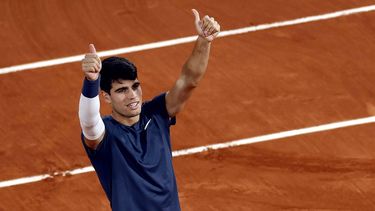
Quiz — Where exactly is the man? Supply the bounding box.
[78,9,220,210]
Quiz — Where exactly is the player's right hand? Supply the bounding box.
[82,44,101,81]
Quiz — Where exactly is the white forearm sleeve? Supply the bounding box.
[78,94,105,140]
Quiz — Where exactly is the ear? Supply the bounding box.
[101,91,111,104]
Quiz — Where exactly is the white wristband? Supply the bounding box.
[78,94,105,140]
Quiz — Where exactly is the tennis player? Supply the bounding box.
[78,9,220,210]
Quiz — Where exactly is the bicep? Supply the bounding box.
[166,75,196,117]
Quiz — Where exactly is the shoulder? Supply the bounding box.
[102,115,118,127]
[142,93,168,116]
[102,115,113,123]
[142,93,176,127]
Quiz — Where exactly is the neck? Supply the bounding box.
[111,112,140,126]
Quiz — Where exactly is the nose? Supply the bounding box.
[127,88,137,99]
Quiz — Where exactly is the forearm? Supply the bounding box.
[78,77,105,140]
[164,9,220,116]
[182,36,211,87]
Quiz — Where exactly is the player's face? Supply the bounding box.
[105,79,143,119]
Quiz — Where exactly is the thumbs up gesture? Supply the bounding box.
[192,9,220,42]
[82,44,101,81]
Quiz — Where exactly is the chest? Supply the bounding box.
[110,116,172,164]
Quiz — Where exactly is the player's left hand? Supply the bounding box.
[192,9,220,42]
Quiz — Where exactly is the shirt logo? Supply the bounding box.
[144,119,152,130]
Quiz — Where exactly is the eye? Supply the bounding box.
[115,88,128,93]
[132,82,140,90]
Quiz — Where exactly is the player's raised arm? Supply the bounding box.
[78,44,105,149]
[166,9,221,117]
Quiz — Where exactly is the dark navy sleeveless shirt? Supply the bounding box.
[82,93,181,211]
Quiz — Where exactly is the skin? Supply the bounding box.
[103,79,142,126]
[81,9,220,149]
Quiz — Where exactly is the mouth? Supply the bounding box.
[127,101,140,110]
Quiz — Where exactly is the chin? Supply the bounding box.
[127,109,141,118]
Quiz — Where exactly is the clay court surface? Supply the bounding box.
[2,0,375,210]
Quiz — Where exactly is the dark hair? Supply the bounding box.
[100,56,138,94]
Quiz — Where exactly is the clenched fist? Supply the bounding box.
[82,44,101,81]
[192,9,220,42]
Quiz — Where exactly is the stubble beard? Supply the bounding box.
[113,106,141,119]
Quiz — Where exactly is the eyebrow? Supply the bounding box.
[113,81,140,92]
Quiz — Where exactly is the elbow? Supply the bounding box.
[186,80,199,89]
[184,74,200,89]
[168,104,185,117]
[179,73,200,89]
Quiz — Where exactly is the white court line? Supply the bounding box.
[1,4,375,75]
[1,116,375,188]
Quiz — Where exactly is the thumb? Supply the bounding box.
[192,9,200,23]
[89,44,96,54]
